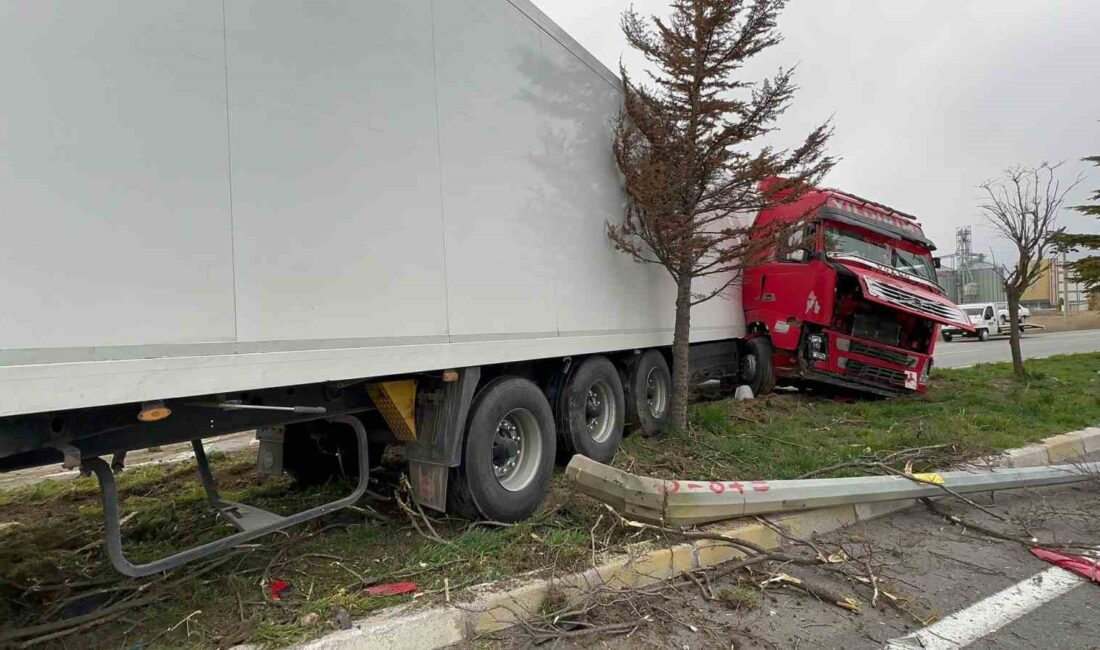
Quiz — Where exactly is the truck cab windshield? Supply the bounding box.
[823,225,937,283]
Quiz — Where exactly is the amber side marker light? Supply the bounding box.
[137,400,172,422]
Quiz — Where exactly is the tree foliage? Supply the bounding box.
[608,0,834,429]
[1059,154,1100,290]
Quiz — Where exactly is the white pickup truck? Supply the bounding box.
[940,302,1033,342]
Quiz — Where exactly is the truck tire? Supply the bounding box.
[941,332,953,342]
[447,377,556,522]
[977,328,989,342]
[555,356,625,463]
[623,350,672,436]
[742,337,776,396]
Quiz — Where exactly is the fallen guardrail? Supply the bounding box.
[565,454,1100,527]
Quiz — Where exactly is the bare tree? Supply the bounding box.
[608,0,834,430]
[978,164,1081,378]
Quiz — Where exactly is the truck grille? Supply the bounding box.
[848,340,916,368]
[845,360,907,386]
[865,280,961,322]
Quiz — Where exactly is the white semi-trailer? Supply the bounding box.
[0,0,746,575]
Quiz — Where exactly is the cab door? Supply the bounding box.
[982,305,996,330]
[744,223,831,352]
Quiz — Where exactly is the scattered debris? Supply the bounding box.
[759,572,861,613]
[333,607,353,630]
[269,579,292,601]
[716,585,759,610]
[1030,547,1100,583]
[300,612,320,626]
[364,582,417,597]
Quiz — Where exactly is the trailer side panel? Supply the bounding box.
[0,0,744,418]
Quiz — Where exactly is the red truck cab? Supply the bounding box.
[742,181,973,396]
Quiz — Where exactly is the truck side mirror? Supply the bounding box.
[785,249,809,263]
[933,257,942,269]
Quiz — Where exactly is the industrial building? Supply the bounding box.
[936,255,1007,304]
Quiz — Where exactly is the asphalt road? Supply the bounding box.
[479,457,1100,650]
[934,328,1100,368]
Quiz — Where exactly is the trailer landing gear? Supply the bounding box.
[82,415,372,578]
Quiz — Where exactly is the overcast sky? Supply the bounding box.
[536,0,1100,262]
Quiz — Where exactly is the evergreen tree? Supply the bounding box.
[1060,154,1100,291]
[609,0,834,430]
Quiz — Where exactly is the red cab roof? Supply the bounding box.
[757,178,934,250]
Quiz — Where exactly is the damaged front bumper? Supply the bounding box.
[791,330,932,396]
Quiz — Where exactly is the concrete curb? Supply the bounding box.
[277,426,1100,650]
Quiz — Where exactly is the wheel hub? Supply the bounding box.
[583,379,617,443]
[493,419,523,480]
[644,368,668,419]
[490,408,543,492]
[585,388,603,433]
[741,354,757,380]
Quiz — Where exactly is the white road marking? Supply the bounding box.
[884,566,1086,649]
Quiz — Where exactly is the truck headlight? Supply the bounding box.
[920,359,931,383]
[809,333,828,361]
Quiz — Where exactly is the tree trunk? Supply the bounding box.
[1006,290,1025,379]
[667,275,693,432]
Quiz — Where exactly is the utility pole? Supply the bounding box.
[1062,251,1071,321]
[955,227,977,302]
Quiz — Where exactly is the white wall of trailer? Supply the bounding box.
[0,0,744,418]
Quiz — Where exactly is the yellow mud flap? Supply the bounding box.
[368,380,417,441]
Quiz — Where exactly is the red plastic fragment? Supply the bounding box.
[1030,547,1100,583]
[365,582,418,597]
[269,579,291,601]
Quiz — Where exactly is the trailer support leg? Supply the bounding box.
[84,415,371,578]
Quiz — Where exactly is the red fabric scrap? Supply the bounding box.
[269,579,291,601]
[1030,547,1100,583]
[365,582,418,597]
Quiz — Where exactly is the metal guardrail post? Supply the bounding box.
[565,455,1100,527]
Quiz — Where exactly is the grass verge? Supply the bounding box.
[0,352,1097,648]
[637,351,1100,481]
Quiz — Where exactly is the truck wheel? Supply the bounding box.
[555,356,625,463]
[941,332,953,342]
[742,337,776,396]
[447,377,555,522]
[623,350,672,436]
[977,328,989,342]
